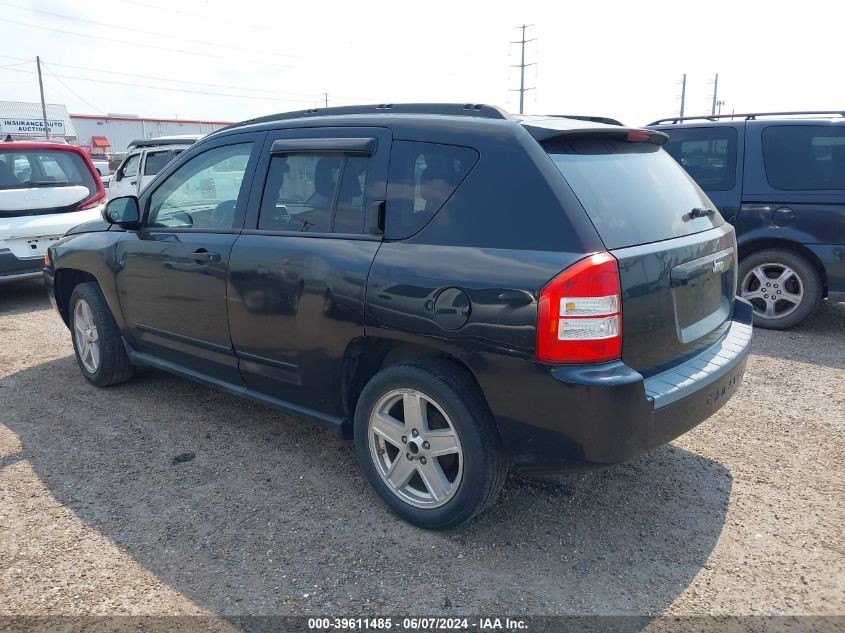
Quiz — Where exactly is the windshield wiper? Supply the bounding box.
[688,207,716,219]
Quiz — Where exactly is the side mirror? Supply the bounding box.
[103,196,140,225]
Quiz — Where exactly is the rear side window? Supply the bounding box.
[258,153,369,234]
[546,138,722,250]
[143,150,173,176]
[0,149,96,197]
[762,125,845,190]
[662,127,737,191]
[386,141,478,239]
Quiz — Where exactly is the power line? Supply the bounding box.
[40,61,105,113]
[0,17,309,72]
[0,1,313,63]
[0,67,317,104]
[0,54,383,106]
[115,0,285,36]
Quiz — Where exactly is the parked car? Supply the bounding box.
[649,111,845,329]
[44,104,752,529]
[1,141,105,283]
[107,135,202,199]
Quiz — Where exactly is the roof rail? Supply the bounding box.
[128,136,202,149]
[223,103,511,131]
[648,110,845,125]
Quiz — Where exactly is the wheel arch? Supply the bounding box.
[738,237,828,297]
[53,268,98,326]
[340,336,491,439]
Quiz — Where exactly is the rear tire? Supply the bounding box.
[354,361,507,529]
[69,282,134,387]
[738,249,822,330]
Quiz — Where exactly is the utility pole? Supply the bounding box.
[716,99,725,115]
[679,73,687,119]
[710,73,719,116]
[36,56,50,140]
[510,24,536,114]
[323,92,328,108]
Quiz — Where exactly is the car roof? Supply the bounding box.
[0,141,92,156]
[204,103,649,147]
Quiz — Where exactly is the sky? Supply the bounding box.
[0,0,841,127]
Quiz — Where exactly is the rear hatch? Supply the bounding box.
[1,148,99,216]
[542,130,736,375]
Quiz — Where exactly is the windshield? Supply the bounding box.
[0,149,97,196]
[545,138,723,250]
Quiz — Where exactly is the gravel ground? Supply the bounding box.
[0,279,843,620]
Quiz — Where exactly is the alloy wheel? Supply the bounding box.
[740,263,804,320]
[73,298,100,373]
[368,388,463,509]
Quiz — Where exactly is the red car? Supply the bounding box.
[1,141,106,283]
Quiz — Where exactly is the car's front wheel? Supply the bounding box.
[69,282,134,386]
[738,249,822,329]
[354,361,507,529]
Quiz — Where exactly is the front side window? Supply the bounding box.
[762,125,845,190]
[119,153,141,180]
[258,153,369,233]
[385,141,478,239]
[662,126,738,191]
[147,143,252,230]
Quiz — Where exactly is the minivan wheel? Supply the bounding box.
[738,249,822,330]
[354,361,507,529]
[69,282,135,386]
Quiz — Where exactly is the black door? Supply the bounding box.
[115,135,262,383]
[227,127,391,421]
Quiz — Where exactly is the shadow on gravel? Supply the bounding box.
[750,300,845,370]
[0,279,50,316]
[2,356,731,616]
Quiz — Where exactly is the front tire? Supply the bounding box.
[69,282,134,387]
[354,361,507,529]
[738,249,822,329]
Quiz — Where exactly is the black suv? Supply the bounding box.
[45,104,752,529]
[650,111,845,329]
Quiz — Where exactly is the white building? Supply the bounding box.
[0,100,77,142]
[71,114,232,155]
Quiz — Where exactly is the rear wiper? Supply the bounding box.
[688,207,716,219]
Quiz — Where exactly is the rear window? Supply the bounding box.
[0,149,96,197]
[762,125,845,191]
[662,126,738,191]
[545,138,723,250]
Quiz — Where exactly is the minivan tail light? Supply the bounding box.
[536,252,622,363]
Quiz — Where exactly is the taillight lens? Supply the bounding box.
[77,191,106,211]
[536,252,622,363]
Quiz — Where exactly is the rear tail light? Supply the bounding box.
[536,252,622,363]
[77,191,106,211]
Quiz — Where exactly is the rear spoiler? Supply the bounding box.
[524,126,669,145]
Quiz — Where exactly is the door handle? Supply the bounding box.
[189,249,221,263]
[130,180,137,185]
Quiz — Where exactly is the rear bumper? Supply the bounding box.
[485,300,753,473]
[0,248,44,283]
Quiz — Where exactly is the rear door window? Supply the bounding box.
[662,126,738,191]
[143,150,173,176]
[385,141,478,239]
[545,138,723,250]
[258,153,369,234]
[762,125,845,190]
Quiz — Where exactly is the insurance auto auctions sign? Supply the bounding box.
[0,118,66,135]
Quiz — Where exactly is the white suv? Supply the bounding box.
[1,141,105,283]
[107,135,202,199]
